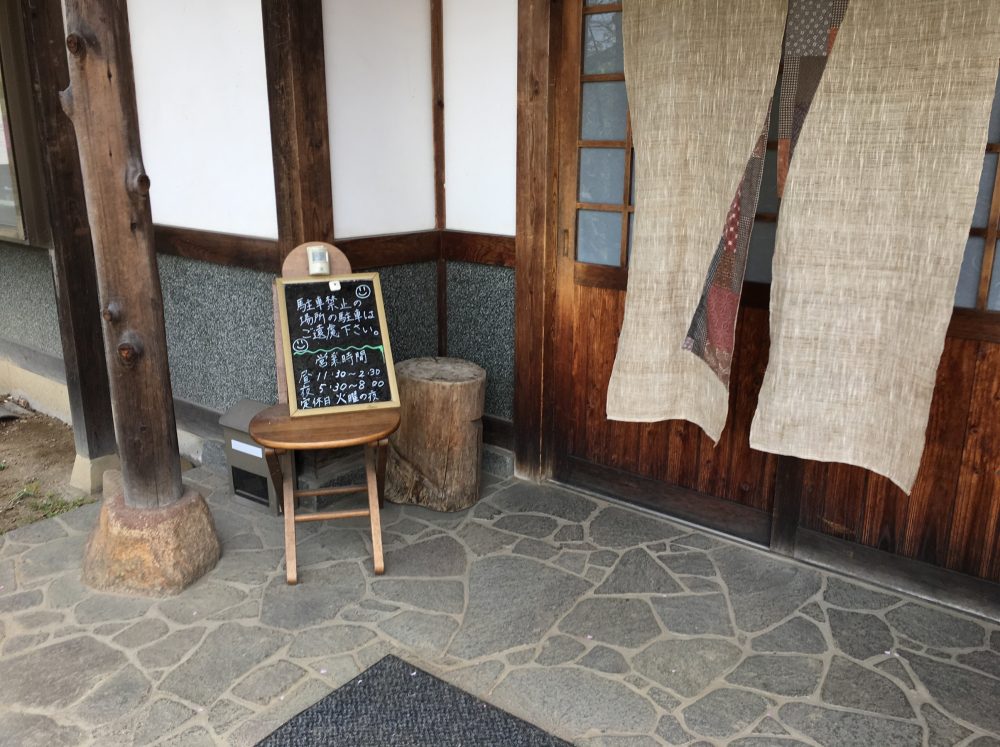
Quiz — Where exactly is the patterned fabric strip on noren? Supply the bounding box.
[684,124,769,386]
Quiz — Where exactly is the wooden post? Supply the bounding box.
[61,0,219,593]
[19,0,118,493]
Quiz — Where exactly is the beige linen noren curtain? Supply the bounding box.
[607,0,787,441]
[750,0,1000,492]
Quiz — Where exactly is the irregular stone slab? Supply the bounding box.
[160,623,290,707]
[371,578,465,614]
[875,657,916,689]
[671,533,722,550]
[589,550,618,567]
[209,699,253,735]
[823,577,898,610]
[211,548,283,584]
[821,656,914,718]
[596,548,682,595]
[495,514,558,538]
[382,535,468,577]
[7,519,67,544]
[13,610,63,629]
[74,663,151,725]
[379,610,458,654]
[577,737,660,747]
[633,639,742,697]
[730,739,810,746]
[157,581,246,624]
[0,712,85,747]
[968,737,1000,747]
[589,507,684,549]
[886,603,985,649]
[753,717,789,735]
[288,625,375,660]
[957,649,1000,678]
[492,667,656,735]
[56,502,102,534]
[656,714,693,745]
[555,525,584,542]
[4,632,48,655]
[726,654,823,696]
[512,537,560,560]
[651,593,732,636]
[296,528,371,567]
[537,634,587,666]
[260,562,365,629]
[683,688,769,738]
[449,556,590,658]
[0,558,15,594]
[208,599,261,622]
[658,551,715,577]
[800,601,826,622]
[507,647,535,665]
[554,552,587,575]
[111,619,169,649]
[74,594,155,624]
[489,482,598,522]
[228,679,333,746]
[579,645,629,673]
[442,660,506,694]
[779,703,923,746]
[751,616,827,654]
[0,636,126,708]
[992,630,999,652]
[682,577,722,593]
[907,651,1000,734]
[96,697,196,746]
[45,573,90,609]
[137,627,206,669]
[311,653,362,688]
[160,727,216,746]
[233,660,307,705]
[921,703,972,747]
[559,598,661,648]
[713,545,821,632]
[456,522,519,556]
[0,589,43,615]
[827,608,895,660]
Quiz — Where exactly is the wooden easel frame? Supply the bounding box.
[275,273,400,417]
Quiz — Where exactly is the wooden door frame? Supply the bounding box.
[513,0,563,480]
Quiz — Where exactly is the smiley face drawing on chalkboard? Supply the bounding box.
[355,284,372,300]
[292,338,309,354]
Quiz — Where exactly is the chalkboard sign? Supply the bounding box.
[276,273,398,416]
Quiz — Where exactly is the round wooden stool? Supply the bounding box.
[385,357,486,511]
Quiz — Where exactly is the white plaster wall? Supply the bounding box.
[443,0,517,236]
[324,0,436,238]
[127,0,278,238]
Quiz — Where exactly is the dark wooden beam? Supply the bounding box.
[769,455,805,556]
[261,0,334,264]
[514,0,560,480]
[334,231,440,270]
[430,0,447,356]
[442,231,517,268]
[61,0,183,508]
[154,225,280,274]
[19,0,116,462]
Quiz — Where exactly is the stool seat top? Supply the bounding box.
[249,404,400,450]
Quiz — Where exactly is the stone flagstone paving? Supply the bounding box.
[0,466,999,746]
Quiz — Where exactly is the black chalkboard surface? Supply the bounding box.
[276,274,398,416]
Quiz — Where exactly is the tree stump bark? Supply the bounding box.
[386,358,486,511]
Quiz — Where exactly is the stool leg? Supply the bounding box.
[365,443,385,575]
[376,438,388,509]
[280,450,298,585]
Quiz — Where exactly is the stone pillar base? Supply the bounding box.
[69,453,121,495]
[82,479,221,595]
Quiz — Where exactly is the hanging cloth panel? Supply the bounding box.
[607,0,787,440]
[751,0,1000,493]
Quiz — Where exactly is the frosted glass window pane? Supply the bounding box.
[758,150,779,214]
[954,238,984,309]
[745,222,776,283]
[577,210,621,266]
[583,13,623,75]
[579,148,626,205]
[972,154,997,228]
[989,241,1000,311]
[581,82,628,141]
[585,0,616,5]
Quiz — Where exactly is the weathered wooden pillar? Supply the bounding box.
[61,0,219,594]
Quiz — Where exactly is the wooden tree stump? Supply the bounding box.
[386,358,486,511]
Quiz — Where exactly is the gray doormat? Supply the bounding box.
[255,655,571,746]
